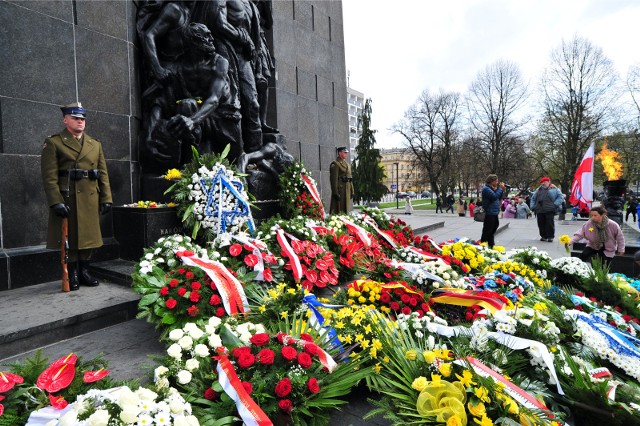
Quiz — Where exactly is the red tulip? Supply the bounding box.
[0,371,24,392]
[83,368,110,383]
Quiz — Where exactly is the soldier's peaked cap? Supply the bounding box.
[337,146,348,153]
[61,102,86,118]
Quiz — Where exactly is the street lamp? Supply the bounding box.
[394,162,399,209]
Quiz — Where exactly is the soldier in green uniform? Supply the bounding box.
[41,102,113,291]
[329,147,354,214]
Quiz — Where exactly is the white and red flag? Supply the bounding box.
[569,143,594,210]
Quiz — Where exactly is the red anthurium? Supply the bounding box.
[83,368,110,383]
[37,362,76,393]
[0,371,24,392]
[229,244,243,257]
[0,401,4,417]
[48,393,69,409]
[49,354,78,369]
[244,254,259,267]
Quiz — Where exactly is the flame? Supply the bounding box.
[596,143,623,180]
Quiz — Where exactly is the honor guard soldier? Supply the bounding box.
[41,102,113,291]
[329,146,354,214]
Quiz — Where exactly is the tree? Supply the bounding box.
[536,35,619,195]
[466,59,529,176]
[393,89,461,196]
[352,98,387,203]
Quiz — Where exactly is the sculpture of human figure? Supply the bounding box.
[237,141,294,178]
[251,0,278,133]
[193,0,263,153]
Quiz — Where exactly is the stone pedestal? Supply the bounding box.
[112,206,182,261]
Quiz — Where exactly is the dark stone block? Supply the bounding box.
[6,0,72,22]
[317,75,333,107]
[293,1,312,31]
[106,159,133,208]
[112,206,182,261]
[129,43,142,118]
[301,142,320,171]
[0,155,48,248]
[75,0,128,40]
[298,97,319,144]
[273,89,299,139]
[318,103,335,144]
[296,68,317,101]
[87,112,132,161]
[76,27,130,115]
[7,248,60,289]
[141,174,176,204]
[0,98,62,155]
[0,255,8,291]
[0,2,76,104]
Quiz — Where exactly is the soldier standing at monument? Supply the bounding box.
[330,147,353,214]
[41,103,112,291]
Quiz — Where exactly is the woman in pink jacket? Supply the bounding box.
[569,205,625,264]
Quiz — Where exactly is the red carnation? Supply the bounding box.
[189,291,200,303]
[278,399,293,413]
[401,294,411,304]
[169,279,179,288]
[209,294,222,305]
[379,293,391,304]
[281,346,298,361]
[187,305,199,316]
[165,299,177,309]
[297,352,313,369]
[215,307,226,317]
[229,244,243,257]
[241,381,253,395]
[401,307,412,315]
[185,271,195,279]
[249,333,271,346]
[409,297,418,307]
[191,281,202,291]
[390,302,400,311]
[257,349,275,365]
[177,268,186,274]
[275,378,292,397]
[244,254,260,267]
[204,387,218,401]
[307,377,320,394]
[160,286,169,296]
[177,288,187,297]
[263,268,274,282]
[237,352,256,369]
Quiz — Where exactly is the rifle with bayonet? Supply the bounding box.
[61,217,70,292]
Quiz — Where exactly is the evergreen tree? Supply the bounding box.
[352,98,387,204]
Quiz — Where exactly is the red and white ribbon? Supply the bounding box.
[275,227,302,283]
[215,355,272,426]
[406,246,449,264]
[177,252,249,315]
[233,234,266,280]
[281,334,338,373]
[340,218,372,247]
[300,172,326,218]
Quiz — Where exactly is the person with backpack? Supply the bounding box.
[479,174,505,248]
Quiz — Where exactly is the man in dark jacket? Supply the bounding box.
[480,174,505,248]
[41,102,113,291]
[530,176,563,242]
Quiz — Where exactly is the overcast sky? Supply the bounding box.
[342,0,640,149]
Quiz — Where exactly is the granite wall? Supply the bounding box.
[0,0,348,290]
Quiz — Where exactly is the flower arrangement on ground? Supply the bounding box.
[278,162,325,220]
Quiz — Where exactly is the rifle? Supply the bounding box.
[61,217,70,292]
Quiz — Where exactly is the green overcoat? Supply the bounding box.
[41,129,112,250]
[329,157,353,214]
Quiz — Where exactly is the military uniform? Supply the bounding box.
[329,155,353,214]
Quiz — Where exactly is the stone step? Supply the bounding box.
[89,258,136,286]
[0,280,140,359]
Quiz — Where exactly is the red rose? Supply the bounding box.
[401,307,412,315]
[241,382,253,395]
[160,286,169,296]
[275,378,292,397]
[297,352,312,369]
[209,294,222,305]
[401,294,411,304]
[390,302,400,311]
[177,288,187,297]
[204,387,218,401]
[187,305,199,316]
[191,281,201,291]
[257,349,275,365]
[409,297,418,307]
[281,346,298,361]
[244,254,259,267]
[209,281,217,290]
[250,333,271,346]
[304,343,320,356]
[229,244,243,257]
[276,332,287,344]
[379,293,391,304]
[262,268,274,282]
[185,271,195,279]
[278,399,293,413]
[189,291,200,303]
[232,346,253,358]
[237,352,256,369]
[421,303,430,311]
[307,377,320,394]
[300,333,313,342]
[166,299,177,309]
[177,268,186,274]
[215,307,225,317]
[169,279,179,288]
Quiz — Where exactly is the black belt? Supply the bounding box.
[59,169,101,180]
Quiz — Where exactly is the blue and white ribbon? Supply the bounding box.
[302,294,344,350]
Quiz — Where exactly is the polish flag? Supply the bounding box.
[569,143,594,210]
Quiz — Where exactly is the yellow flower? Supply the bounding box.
[258,305,266,313]
[335,321,345,329]
[502,396,519,415]
[163,168,182,180]
[439,362,452,377]
[474,386,491,403]
[559,234,571,244]
[431,374,443,386]
[447,415,464,426]
[588,227,594,232]
[434,349,453,360]
[468,401,486,417]
[405,349,418,361]
[412,376,429,392]
[455,370,476,387]
[423,350,437,363]
[374,363,382,373]
[493,245,505,253]
[473,414,494,426]
[280,311,288,319]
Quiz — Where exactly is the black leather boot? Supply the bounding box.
[68,263,80,291]
[78,261,100,287]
